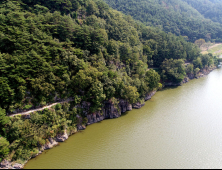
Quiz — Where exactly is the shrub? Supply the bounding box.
[0,137,10,160]
[55,104,62,110]
[23,105,33,110]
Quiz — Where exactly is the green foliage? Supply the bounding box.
[0,137,10,161]
[0,0,205,114]
[23,105,33,110]
[186,64,194,74]
[121,85,139,104]
[193,57,203,69]
[55,104,62,110]
[0,108,10,136]
[2,103,78,162]
[145,69,160,90]
[161,59,186,84]
[183,0,222,26]
[104,0,222,42]
[0,0,219,164]
[194,68,200,76]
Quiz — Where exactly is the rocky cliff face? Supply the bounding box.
[0,90,156,169]
[76,92,156,128]
[80,99,133,126]
[1,66,217,169]
[145,91,157,101]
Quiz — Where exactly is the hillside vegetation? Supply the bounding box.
[104,0,222,42]
[183,0,222,25]
[0,0,218,164]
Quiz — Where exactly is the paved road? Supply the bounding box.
[9,99,74,117]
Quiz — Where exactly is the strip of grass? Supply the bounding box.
[208,44,222,56]
[201,43,222,56]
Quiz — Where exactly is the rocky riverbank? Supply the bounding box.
[163,66,217,87]
[0,90,157,169]
[0,66,217,169]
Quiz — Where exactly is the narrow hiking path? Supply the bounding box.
[9,98,74,117]
[207,43,222,50]
[201,43,222,54]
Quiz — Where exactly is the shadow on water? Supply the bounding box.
[160,85,179,91]
[121,111,130,117]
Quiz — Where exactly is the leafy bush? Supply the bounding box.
[0,137,10,161]
[23,105,33,110]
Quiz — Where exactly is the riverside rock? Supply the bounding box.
[13,163,23,169]
[145,91,157,101]
[43,138,58,150]
[87,111,104,125]
[56,131,69,142]
[182,77,189,84]
[127,104,132,111]
[103,100,121,119]
[76,114,86,130]
[0,160,23,169]
[119,99,132,113]
[0,160,10,169]
[0,87,198,169]
[132,102,145,109]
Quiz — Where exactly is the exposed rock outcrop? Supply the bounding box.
[119,99,132,112]
[87,111,104,125]
[85,99,132,125]
[0,90,164,169]
[76,91,157,127]
[42,138,59,150]
[103,100,121,119]
[56,131,69,142]
[182,77,189,84]
[127,104,132,111]
[132,102,145,109]
[0,160,23,169]
[1,66,218,169]
[145,91,156,101]
[76,114,86,130]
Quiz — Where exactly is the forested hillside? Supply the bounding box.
[104,0,222,42]
[0,0,218,165]
[182,0,222,25]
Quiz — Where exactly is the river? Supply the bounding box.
[24,68,222,169]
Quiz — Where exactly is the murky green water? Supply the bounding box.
[25,68,222,169]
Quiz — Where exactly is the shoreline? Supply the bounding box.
[0,66,217,169]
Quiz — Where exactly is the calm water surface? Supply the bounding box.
[25,68,222,169]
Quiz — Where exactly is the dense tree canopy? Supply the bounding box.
[104,0,222,42]
[0,0,219,163]
[183,0,222,25]
[0,0,203,114]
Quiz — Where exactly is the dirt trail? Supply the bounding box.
[9,99,73,117]
[208,43,222,50]
[201,43,222,53]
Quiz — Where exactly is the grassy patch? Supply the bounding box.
[208,44,222,56]
[201,43,222,56]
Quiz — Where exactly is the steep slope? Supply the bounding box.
[104,0,222,42]
[0,0,218,165]
[182,0,222,24]
[0,0,203,113]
